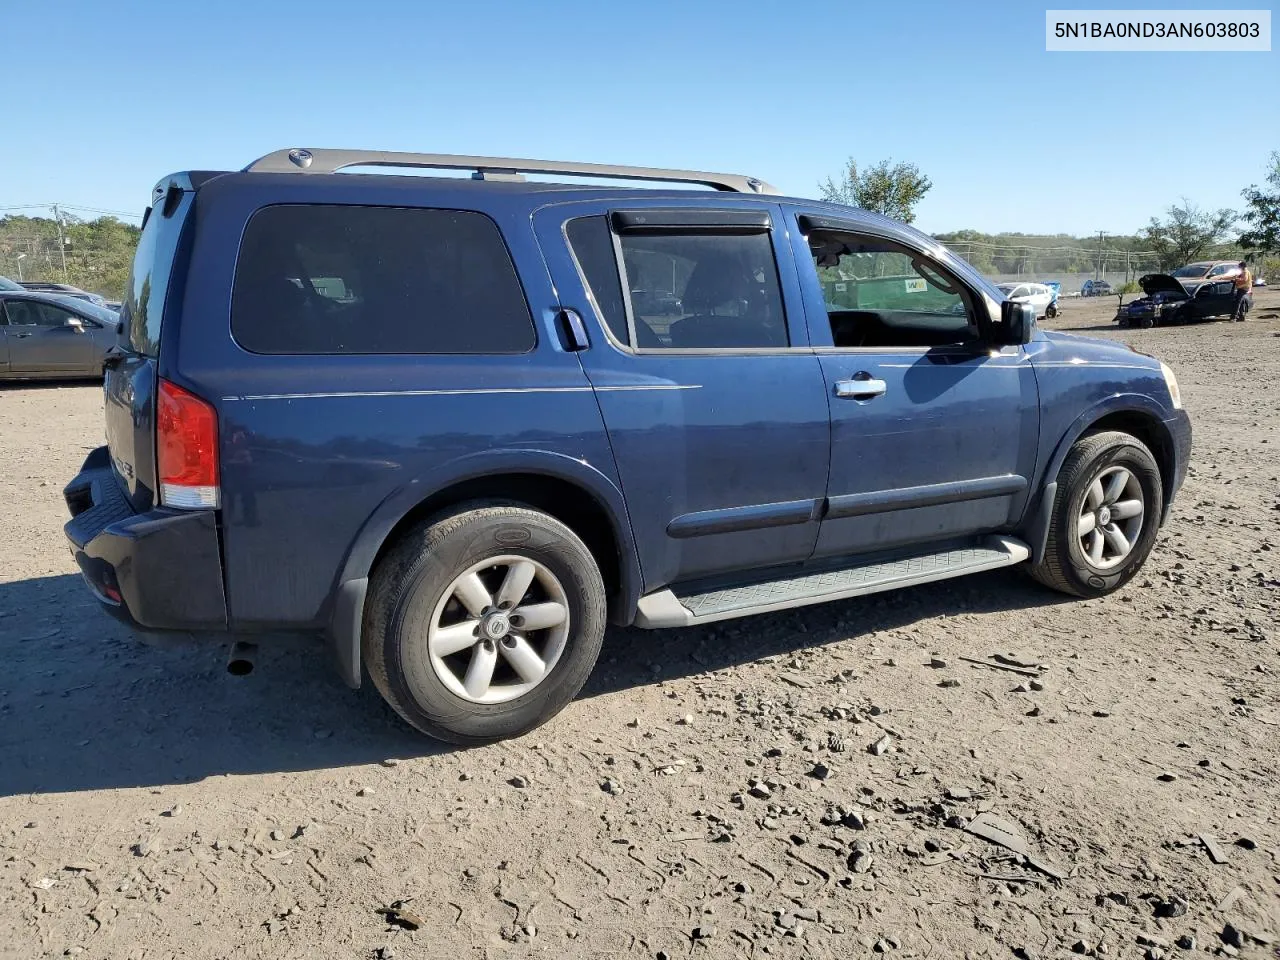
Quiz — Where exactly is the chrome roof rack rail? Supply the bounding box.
[244,148,778,194]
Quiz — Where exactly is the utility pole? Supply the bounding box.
[52,204,69,279]
[1094,230,1107,281]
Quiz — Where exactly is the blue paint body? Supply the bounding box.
[64,171,1192,656]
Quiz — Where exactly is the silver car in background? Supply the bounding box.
[0,289,120,380]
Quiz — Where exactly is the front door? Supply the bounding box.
[534,201,831,590]
[786,209,1039,560]
[4,299,96,373]
[1189,280,1235,320]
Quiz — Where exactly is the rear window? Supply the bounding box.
[231,205,535,355]
[121,190,192,357]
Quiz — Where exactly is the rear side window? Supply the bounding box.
[566,216,629,343]
[231,205,535,355]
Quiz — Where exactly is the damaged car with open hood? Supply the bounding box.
[1117,273,1249,328]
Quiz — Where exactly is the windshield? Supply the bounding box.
[996,283,1015,294]
[1171,265,1208,278]
[0,276,23,291]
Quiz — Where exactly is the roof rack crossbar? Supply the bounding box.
[243,148,778,195]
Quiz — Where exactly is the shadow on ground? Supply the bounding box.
[0,568,1065,797]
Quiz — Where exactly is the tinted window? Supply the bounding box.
[5,300,67,327]
[618,232,787,349]
[809,231,978,348]
[232,205,534,355]
[566,216,628,343]
[33,303,79,327]
[122,192,191,357]
[58,299,116,324]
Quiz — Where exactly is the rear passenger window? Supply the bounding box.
[232,205,534,355]
[565,216,787,350]
[621,232,788,349]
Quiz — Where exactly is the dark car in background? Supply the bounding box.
[1117,274,1248,328]
[18,281,109,308]
[1,291,119,379]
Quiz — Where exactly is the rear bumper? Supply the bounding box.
[64,447,228,632]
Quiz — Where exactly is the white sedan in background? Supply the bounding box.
[997,282,1057,318]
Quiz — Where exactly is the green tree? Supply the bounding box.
[1239,151,1280,256]
[1140,199,1237,269]
[820,159,933,224]
[1,214,140,299]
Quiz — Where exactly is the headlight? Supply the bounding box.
[1160,361,1182,410]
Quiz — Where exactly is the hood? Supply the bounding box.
[1139,274,1190,299]
[1036,329,1162,369]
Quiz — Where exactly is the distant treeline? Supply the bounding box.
[934,229,1243,277]
[1,215,141,299]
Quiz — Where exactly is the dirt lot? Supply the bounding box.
[1,290,1277,960]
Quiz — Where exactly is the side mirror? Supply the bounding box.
[65,316,85,331]
[996,299,1035,346]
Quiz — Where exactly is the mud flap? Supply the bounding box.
[329,578,367,689]
[1028,482,1057,565]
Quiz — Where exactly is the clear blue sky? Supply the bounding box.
[4,0,1275,236]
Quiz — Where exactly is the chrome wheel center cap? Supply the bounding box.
[482,612,511,640]
[1098,506,1112,526]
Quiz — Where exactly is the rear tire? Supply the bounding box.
[363,503,607,744]
[1029,431,1163,598]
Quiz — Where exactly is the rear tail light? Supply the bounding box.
[157,378,220,509]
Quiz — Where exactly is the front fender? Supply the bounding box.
[334,447,642,617]
[1038,393,1172,493]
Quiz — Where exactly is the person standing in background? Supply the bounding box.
[1230,261,1253,321]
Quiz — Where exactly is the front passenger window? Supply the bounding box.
[808,230,979,349]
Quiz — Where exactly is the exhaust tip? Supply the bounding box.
[227,641,258,677]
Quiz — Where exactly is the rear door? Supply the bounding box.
[534,200,830,589]
[106,183,194,512]
[787,209,1039,560]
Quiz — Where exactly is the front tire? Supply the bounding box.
[1029,431,1164,598]
[363,503,607,744]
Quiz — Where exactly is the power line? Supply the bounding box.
[0,202,142,221]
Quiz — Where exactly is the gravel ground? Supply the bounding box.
[1,290,1277,960]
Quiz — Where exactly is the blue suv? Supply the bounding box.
[64,148,1191,743]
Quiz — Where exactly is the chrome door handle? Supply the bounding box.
[834,377,887,400]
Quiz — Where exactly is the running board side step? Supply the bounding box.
[633,536,1031,629]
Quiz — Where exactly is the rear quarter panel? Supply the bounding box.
[173,175,627,627]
